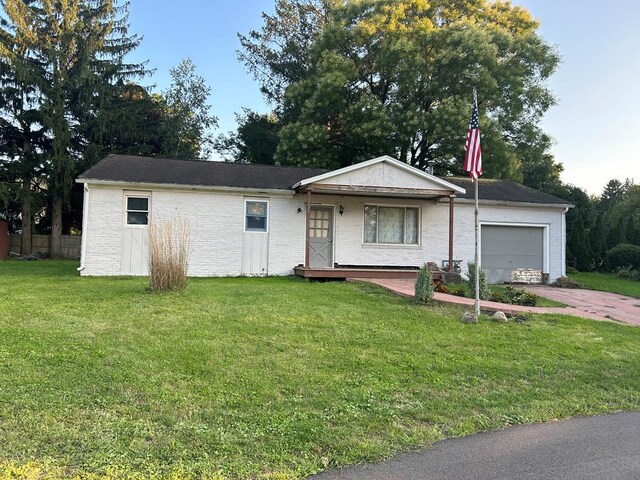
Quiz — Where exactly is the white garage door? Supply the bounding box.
[481,225,544,284]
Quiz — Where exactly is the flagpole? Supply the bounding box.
[465,87,482,321]
[474,177,480,318]
[472,87,480,319]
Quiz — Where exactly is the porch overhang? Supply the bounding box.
[295,183,456,200]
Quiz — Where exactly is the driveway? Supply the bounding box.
[312,411,640,479]
[355,279,640,326]
[524,285,640,326]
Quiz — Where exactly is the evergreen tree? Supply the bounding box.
[567,213,592,271]
[216,109,281,164]
[589,214,607,271]
[0,4,50,253]
[624,217,636,248]
[0,0,146,256]
[606,217,626,250]
[598,179,626,214]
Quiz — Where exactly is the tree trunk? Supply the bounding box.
[20,176,32,255]
[50,197,63,258]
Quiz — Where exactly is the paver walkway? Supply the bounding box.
[353,278,640,326]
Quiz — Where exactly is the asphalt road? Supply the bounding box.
[312,412,640,480]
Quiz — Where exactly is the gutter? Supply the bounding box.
[77,184,89,272]
[444,198,574,209]
[75,178,295,197]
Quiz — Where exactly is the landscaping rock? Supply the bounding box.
[426,262,443,272]
[492,311,508,323]
[462,312,478,324]
[551,276,581,289]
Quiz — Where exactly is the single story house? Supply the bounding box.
[77,154,572,283]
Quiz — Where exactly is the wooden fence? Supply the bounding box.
[9,234,82,259]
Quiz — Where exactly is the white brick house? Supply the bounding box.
[77,155,571,283]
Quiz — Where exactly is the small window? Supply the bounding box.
[245,201,268,232]
[126,196,149,225]
[364,205,419,245]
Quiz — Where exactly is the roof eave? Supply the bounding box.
[292,155,466,194]
[78,178,295,196]
[447,198,574,209]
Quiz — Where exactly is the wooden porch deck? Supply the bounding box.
[294,265,419,280]
[293,265,463,283]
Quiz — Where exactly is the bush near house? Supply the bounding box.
[489,286,538,306]
[465,262,491,300]
[414,264,434,303]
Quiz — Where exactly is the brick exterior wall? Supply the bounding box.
[81,184,566,282]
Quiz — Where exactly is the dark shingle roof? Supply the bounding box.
[447,177,572,206]
[78,155,571,207]
[78,154,329,190]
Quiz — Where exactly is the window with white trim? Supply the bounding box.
[245,201,268,232]
[364,205,419,245]
[125,196,149,225]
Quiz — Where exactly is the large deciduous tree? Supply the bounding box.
[252,0,561,173]
[159,58,218,160]
[238,0,337,107]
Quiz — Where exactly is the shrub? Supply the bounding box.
[504,286,538,306]
[607,243,640,270]
[490,291,508,303]
[434,281,449,294]
[149,218,191,292]
[449,286,468,297]
[490,287,538,306]
[616,266,640,281]
[415,264,434,303]
[552,276,581,288]
[466,262,491,300]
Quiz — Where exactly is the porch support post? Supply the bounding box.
[305,188,312,268]
[448,195,455,272]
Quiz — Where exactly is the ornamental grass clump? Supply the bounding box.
[414,264,434,303]
[148,218,191,292]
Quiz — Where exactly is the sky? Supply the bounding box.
[127,0,640,196]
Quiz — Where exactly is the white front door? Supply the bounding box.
[242,199,269,275]
[309,206,334,268]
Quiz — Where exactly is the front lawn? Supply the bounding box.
[569,271,640,299]
[1,261,639,479]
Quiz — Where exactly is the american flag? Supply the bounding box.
[464,96,483,180]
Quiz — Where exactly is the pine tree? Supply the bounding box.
[606,217,626,250]
[589,214,607,271]
[0,0,147,256]
[567,213,592,271]
[624,217,636,247]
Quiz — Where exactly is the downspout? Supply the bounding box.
[77,184,89,272]
[561,206,569,277]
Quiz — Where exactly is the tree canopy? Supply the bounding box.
[237,0,560,175]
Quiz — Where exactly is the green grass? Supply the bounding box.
[1,261,639,479]
[569,272,640,299]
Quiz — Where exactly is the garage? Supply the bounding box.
[481,225,545,284]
